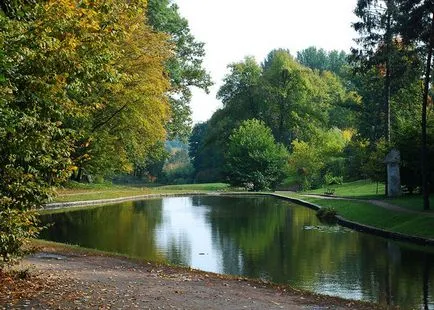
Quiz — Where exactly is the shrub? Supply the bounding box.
[0,209,41,270]
[225,119,290,191]
[316,207,338,224]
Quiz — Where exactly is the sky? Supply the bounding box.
[174,0,359,124]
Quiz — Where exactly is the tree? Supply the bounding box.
[353,0,399,144]
[261,49,329,144]
[63,0,172,180]
[288,128,352,189]
[188,122,208,171]
[0,0,171,265]
[217,56,262,119]
[395,0,433,210]
[297,47,347,76]
[193,50,355,182]
[225,119,289,191]
[147,0,212,140]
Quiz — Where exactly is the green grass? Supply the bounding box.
[289,195,434,239]
[388,195,434,212]
[53,182,230,203]
[305,179,386,199]
[155,183,230,191]
[304,179,434,212]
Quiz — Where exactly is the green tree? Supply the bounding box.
[297,47,347,76]
[225,119,289,191]
[147,0,212,140]
[217,56,262,120]
[188,122,208,171]
[63,0,172,180]
[289,128,352,189]
[395,0,433,209]
[0,0,171,265]
[190,58,263,182]
[193,50,355,182]
[353,0,398,143]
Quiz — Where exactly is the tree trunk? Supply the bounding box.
[384,1,393,196]
[385,4,392,144]
[421,13,434,211]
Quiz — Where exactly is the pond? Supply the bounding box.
[40,195,434,309]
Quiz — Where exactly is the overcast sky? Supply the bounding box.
[174,0,359,124]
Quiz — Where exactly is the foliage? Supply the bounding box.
[225,119,289,191]
[395,0,434,210]
[289,140,323,190]
[316,207,338,224]
[362,138,388,184]
[0,0,171,265]
[342,137,370,181]
[0,209,41,269]
[188,122,208,172]
[192,49,355,182]
[161,148,194,184]
[351,0,432,209]
[324,173,343,186]
[289,128,351,190]
[147,0,212,140]
[395,113,434,194]
[297,46,348,76]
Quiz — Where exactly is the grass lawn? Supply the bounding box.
[388,195,434,212]
[304,179,433,212]
[293,195,434,239]
[53,182,231,203]
[304,179,386,199]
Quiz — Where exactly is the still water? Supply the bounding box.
[40,195,434,308]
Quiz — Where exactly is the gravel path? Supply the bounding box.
[1,245,381,310]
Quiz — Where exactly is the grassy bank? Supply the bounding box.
[304,179,434,212]
[290,195,434,239]
[53,182,230,203]
[281,179,434,240]
[304,179,386,199]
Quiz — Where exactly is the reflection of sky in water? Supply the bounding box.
[40,195,434,309]
[312,272,364,301]
[155,197,222,272]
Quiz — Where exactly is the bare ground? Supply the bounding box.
[0,243,385,310]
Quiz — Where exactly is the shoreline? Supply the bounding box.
[2,240,385,309]
[45,191,434,247]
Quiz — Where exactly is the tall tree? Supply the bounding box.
[0,0,171,263]
[217,56,262,120]
[147,0,213,140]
[192,50,353,182]
[353,0,398,143]
[297,47,347,76]
[396,0,434,210]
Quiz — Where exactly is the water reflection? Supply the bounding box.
[40,195,434,309]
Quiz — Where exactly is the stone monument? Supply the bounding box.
[384,149,401,197]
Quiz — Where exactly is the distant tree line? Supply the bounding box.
[188,0,433,202]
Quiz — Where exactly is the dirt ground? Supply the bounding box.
[1,244,384,310]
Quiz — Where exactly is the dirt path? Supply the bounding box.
[1,244,382,310]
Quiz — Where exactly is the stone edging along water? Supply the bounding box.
[44,192,207,210]
[45,191,434,247]
[269,193,434,247]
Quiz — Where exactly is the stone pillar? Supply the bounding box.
[384,149,401,197]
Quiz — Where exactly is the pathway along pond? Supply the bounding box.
[40,195,434,309]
